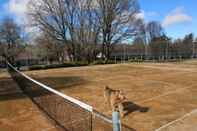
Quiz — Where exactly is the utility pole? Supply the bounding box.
[165,37,171,60]
[145,43,148,60]
[192,40,197,58]
[123,44,126,63]
[165,40,169,60]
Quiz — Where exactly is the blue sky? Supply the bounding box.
[0,0,8,20]
[0,0,196,39]
[139,0,197,39]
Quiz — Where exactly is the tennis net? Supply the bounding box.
[7,62,134,131]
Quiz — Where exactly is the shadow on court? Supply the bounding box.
[123,101,149,116]
[0,77,25,101]
[0,76,87,101]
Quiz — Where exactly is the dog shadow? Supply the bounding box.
[122,101,149,116]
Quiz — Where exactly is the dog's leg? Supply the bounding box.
[118,103,126,117]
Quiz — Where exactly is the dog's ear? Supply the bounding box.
[119,90,123,94]
[105,86,109,90]
[119,90,127,99]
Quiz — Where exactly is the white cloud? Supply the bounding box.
[3,0,42,43]
[162,6,192,27]
[8,0,29,14]
[134,10,159,21]
[6,0,30,24]
[5,0,40,37]
[134,10,145,20]
[146,11,159,17]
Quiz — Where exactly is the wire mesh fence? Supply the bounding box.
[7,62,134,131]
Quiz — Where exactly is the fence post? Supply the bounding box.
[112,111,121,131]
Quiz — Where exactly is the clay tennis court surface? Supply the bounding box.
[1,62,197,131]
[0,70,59,131]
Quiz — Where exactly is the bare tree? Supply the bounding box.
[96,0,140,60]
[0,17,24,62]
[35,32,65,63]
[0,41,5,57]
[146,21,164,42]
[132,19,148,58]
[181,33,193,58]
[28,0,70,57]
[28,0,101,62]
[70,0,101,62]
[149,34,171,60]
[132,36,145,58]
[144,21,164,59]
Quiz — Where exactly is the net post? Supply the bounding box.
[90,113,93,131]
[112,111,121,131]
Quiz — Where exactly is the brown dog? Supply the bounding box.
[104,86,126,117]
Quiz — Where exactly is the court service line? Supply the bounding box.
[93,73,197,106]
[42,126,56,131]
[133,64,197,73]
[138,84,196,104]
[155,109,197,131]
[93,74,134,82]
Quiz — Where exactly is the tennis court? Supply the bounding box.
[25,62,197,131]
[1,62,197,130]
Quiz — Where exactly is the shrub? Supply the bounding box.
[128,59,144,63]
[91,60,116,65]
[28,61,88,70]
[28,60,118,71]
[28,65,45,70]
